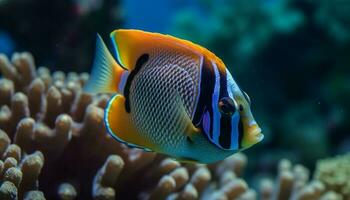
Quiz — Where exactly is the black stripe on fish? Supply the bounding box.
[217,66,233,149]
[218,67,228,100]
[238,119,244,148]
[124,54,149,113]
[193,57,215,139]
[219,115,232,149]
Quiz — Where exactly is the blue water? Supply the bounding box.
[0,31,15,56]
[122,0,199,33]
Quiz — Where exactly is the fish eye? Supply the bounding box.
[243,91,251,106]
[218,97,237,117]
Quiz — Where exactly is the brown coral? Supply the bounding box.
[314,153,350,200]
[0,130,44,200]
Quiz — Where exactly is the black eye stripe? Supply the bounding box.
[218,65,228,100]
[219,115,232,149]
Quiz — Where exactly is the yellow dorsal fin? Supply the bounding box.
[110,29,226,71]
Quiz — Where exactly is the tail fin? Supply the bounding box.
[84,34,126,94]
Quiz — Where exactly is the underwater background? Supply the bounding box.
[0,0,349,199]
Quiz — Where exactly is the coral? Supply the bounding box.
[258,159,326,200]
[0,51,349,200]
[314,153,350,199]
[257,155,350,200]
[58,183,78,200]
[0,130,45,200]
[92,155,124,200]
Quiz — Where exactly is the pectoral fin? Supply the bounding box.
[186,124,201,143]
[172,90,202,144]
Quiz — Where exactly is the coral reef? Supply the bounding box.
[314,154,350,199]
[0,130,44,200]
[259,159,327,200]
[0,52,349,200]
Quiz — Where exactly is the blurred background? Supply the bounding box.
[0,0,349,188]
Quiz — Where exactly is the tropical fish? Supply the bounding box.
[84,29,263,163]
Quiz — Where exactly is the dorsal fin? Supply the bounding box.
[109,29,226,71]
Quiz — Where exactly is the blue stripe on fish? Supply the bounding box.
[231,112,240,150]
[226,69,241,150]
[211,61,221,144]
[193,57,215,139]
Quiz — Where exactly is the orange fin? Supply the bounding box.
[104,94,154,151]
[110,29,210,71]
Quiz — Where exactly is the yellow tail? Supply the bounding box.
[84,34,128,95]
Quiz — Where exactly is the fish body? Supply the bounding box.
[85,29,263,163]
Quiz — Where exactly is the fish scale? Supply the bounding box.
[134,47,200,117]
[129,48,200,149]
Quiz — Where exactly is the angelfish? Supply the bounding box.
[84,29,263,163]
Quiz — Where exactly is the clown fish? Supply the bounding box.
[84,29,263,163]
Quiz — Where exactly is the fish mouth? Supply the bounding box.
[241,125,264,148]
[251,127,264,143]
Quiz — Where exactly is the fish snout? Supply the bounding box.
[241,122,264,149]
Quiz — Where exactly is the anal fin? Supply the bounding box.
[104,94,155,151]
[172,157,199,164]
